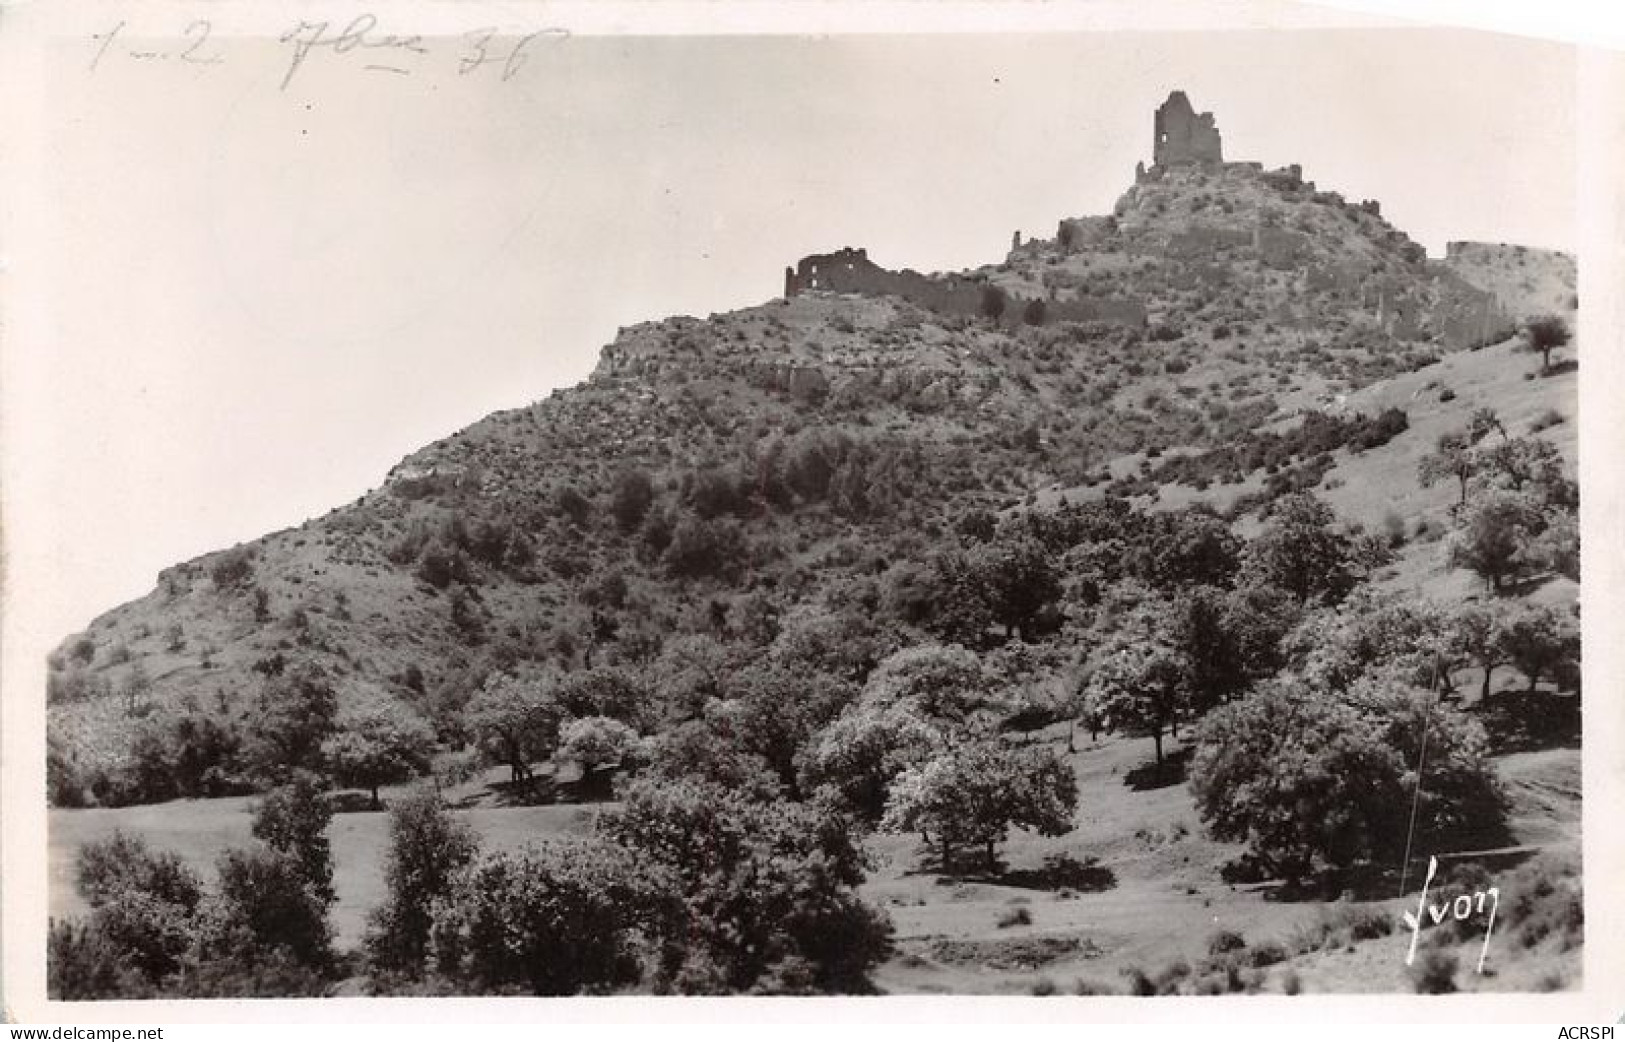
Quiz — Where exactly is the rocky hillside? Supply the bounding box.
[1439,241,1577,322]
[45,156,1573,803]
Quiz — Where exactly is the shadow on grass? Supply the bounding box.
[448,774,558,809]
[1245,836,1532,904]
[1475,688,1581,755]
[994,853,1118,894]
[903,850,1117,894]
[1123,745,1192,791]
[1497,573,1557,598]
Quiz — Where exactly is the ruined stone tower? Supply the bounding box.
[1152,91,1223,167]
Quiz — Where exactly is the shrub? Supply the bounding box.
[366,789,481,974]
[1207,929,1247,957]
[430,838,651,995]
[997,906,1034,929]
[250,772,335,906]
[1530,408,1565,433]
[1121,965,1156,996]
[211,547,256,590]
[1247,941,1287,967]
[1410,945,1459,994]
[602,777,893,993]
[189,844,334,981]
[48,918,153,1000]
[77,832,203,911]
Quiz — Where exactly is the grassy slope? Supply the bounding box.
[48,729,1580,993]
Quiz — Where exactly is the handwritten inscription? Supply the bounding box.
[87,16,566,88]
[1401,855,1501,974]
[90,20,223,70]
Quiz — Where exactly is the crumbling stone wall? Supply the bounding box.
[1152,91,1223,167]
[784,247,1144,327]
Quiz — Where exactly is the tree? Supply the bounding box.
[800,702,944,823]
[61,833,205,994]
[462,672,561,786]
[557,715,641,797]
[709,662,856,797]
[320,697,437,808]
[925,546,998,646]
[1129,508,1243,592]
[1166,586,1247,713]
[1240,493,1355,604]
[600,777,892,993]
[1448,489,1546,593]
[1475,436,1574,506]
[1418,431,1480,508]
[1084,635,1189,767]
[251,772,335,906]
[860,644,1006,729]
[881,740,1076,874]
[1189,677,1504,883]
[1450,602,1514,701]
[1466,407,1506,444]
[191,844,334,975]
[979,284,1009,320]
[1499,604,1580,694]
[662,514,746,580]
[555,666,649,726]
[970,531,1061,641]
[1283,593,1456,696]
[429,838,653,995]
[609,468,656,532]
[1521,314,1570,373]
[240,664,338,785]
[641,717,783,799]
[75,831,202,910]
[365,789,481,974]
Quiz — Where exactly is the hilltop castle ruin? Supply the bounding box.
[776,92,1235,327]
[1152,90,1223,167]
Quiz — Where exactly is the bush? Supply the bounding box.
[1207,929,1247,957]
[251,772,336,906]
[602,777,893,993]
[1247,941,1288,968]
[1530,408,1565,433]
[366,789,481,974]
[1410,945,1459,994]
[430,839,651,995]
[997,906,1034,929]
[77,832,203,911]
[1121,965,1156,996]
[211,547,256,590]
[48,918,152,1000]
[194,845,335,974]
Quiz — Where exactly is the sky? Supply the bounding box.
[6,20,1580,651]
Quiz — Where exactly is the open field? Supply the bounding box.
[49,721,1580,994]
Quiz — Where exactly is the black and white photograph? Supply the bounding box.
[2,0,1622,1023]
